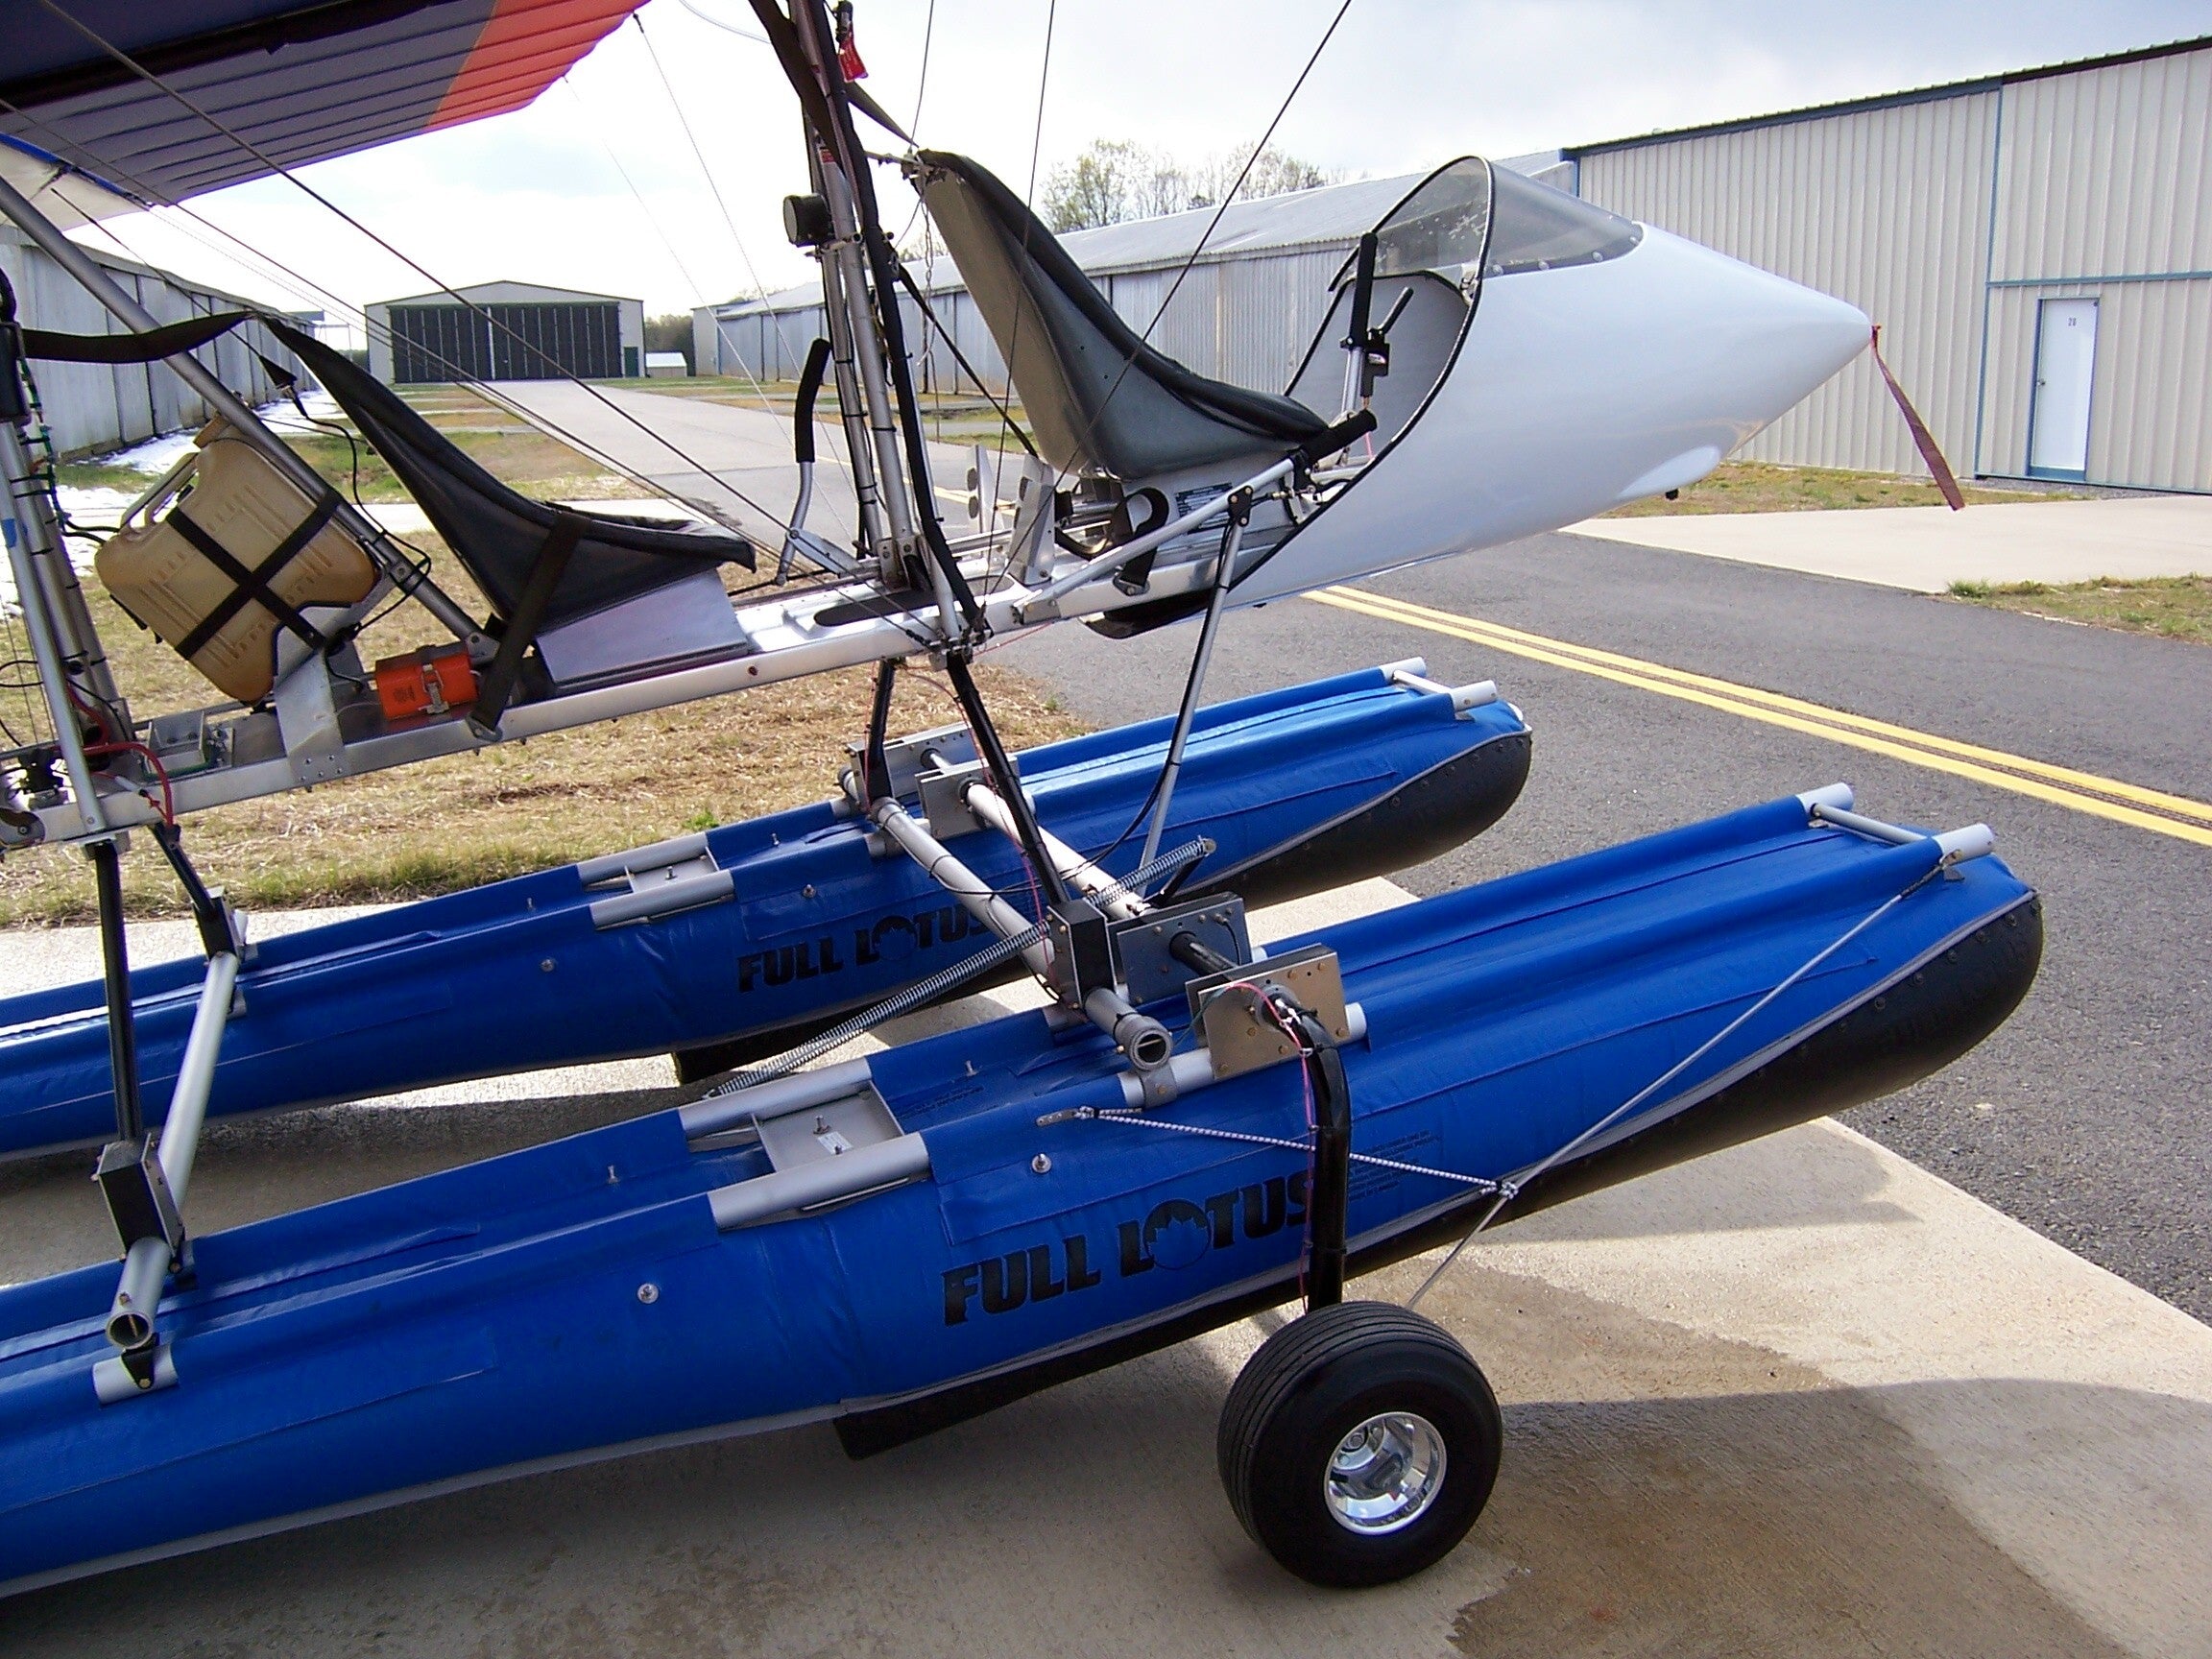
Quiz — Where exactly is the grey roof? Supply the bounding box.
[713,165,1441,316]
[1049,169,1427,273]
[710,153,1589,319]
[373,279,640,309]
[1566,33,2212,157]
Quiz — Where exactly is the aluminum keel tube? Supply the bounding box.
[868,798,1170,1070]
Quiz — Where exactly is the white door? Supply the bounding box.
[2030,298,2098,477]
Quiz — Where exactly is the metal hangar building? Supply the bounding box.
[1557,35,2212,493]
[367,282,646,385]
[700,36,2207,495]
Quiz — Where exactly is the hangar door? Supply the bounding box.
[388,301,625,383]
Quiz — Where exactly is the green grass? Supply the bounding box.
[54,386,653,505]
[51,458,174,494]
[1946,575,2212,643]
[1606,460,2083,517]
[5,387,1084,925]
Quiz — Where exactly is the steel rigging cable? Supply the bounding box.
[28,0,794,536]
[0,92,782,543]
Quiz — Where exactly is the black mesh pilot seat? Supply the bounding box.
[264,318,752,633]
[912,151,1329,481]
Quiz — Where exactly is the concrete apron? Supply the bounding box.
[1566,493,2212,593]
[0,881,2206,1657]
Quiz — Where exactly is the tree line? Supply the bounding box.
[1041,139,1336,233]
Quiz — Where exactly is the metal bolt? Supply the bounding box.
[802,882,817,899]
[1031,1153,1051,1174]
[540,958,555,973]
[637,1283,660,1305]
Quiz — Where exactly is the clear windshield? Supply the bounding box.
[1482,167,1642,276]
[1371,158,1493,277]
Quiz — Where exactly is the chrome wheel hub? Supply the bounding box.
[1323,1410,1447,1534]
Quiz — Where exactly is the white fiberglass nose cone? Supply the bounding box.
[1243,220,1871,605]
[1592,228,1870,504]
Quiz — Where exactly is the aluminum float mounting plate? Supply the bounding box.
[1111,894,1252,1007]
[1185,943,1349,1081]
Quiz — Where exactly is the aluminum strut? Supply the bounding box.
[0,421,106,834]
[87,829,245,1397]
[88,841,142,1145]
[1141,514,1243,870]
[0,277,110,834]
[955,774,1147,922]
[867,796,1169,1071]
[94,938,238,1404]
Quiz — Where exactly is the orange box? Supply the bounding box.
[374,644,477,723]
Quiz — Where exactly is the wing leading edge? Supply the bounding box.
[0,0,643,204]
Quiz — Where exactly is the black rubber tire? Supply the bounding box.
[1217,1301,1501,1588]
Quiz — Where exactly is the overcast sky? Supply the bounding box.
[82,0,2212,325]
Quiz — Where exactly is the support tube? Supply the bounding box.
[154,950,239,1208]
[107,1236,168,1352]
[1141,524,1240,869]
[870,798,1051,976]
[1020,458,1293,618]
[0,421,107,833]
[103,947,236,1353]
[958,775,1145,922]
[870,797,1167,1070]
[90,840,141,1143]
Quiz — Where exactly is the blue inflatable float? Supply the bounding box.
[0,787,2039,1594]
[0,662,1529,1160]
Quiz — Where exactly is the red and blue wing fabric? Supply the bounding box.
[0,0,644,204]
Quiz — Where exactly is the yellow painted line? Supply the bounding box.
[1310,586,2212,849]
[1337,587,2212,825]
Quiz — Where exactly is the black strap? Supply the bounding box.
[170,498,340,660]
[469,512,585,734]
[1294,408,1378,470]
[793,337,830,465]
[22,311,249,365]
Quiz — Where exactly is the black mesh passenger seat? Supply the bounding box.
[914,151,1329,480]
[264,319,751,632]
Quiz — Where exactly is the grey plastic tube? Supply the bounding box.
[708,1132,930,1230]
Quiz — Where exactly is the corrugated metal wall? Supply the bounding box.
[0,227,304,458]
[1577,91,1997,478]
[1977,48,2212,489]
[703,244,1352,404]
[1575,42,2212,492]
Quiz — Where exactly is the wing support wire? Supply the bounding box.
[1403,802,1998,1310]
